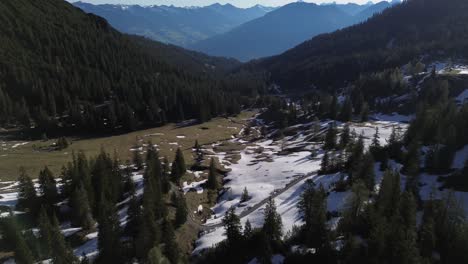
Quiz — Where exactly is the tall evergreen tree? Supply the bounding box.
[70,184,95,231]
[324,122,337,150]
[16,167,38,214]
[96,197,123,264]
[339,123,351,148]
[174,192,188,228]
[38,166,59,207]
[223,207,243,246]
[161,219,180,264]
[262,197,283,244]
[0,217,34,264]
[207,158,219,190]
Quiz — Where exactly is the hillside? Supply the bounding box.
[189,1,393,61]
[0,0,250,135]
[73,2,273,47]
[257,0,468,90]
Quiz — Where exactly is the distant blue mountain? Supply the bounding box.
[73,2,273,47]
[190,1,396,61]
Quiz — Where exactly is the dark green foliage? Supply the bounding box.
[38,208,78,263]
[147,246,170,264]
[324,122,337,150]
[70,184,95,231]
[261,0,468,91]
[38,166,59,208]
[320,151,330,174]
[174,192,188,228]
[0,217,34,264]
[339,123,351,148]
[96,197,123,264]
[262,197,283,244]
[0,0,246,133]
[241,187,250,203]
[353,151,375,191]
[161,219,180,264]
[16,168,38,214]
[171,148,186,184]
[298,183,329,249]
[223,207,243,246]
[207,158,219,190]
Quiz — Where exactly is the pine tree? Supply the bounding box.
[38,166,59,207]
[174,147,186,175]
[354,151,376,191]
[1,218,34,264]
[161,219,179,264]
[339,123,351,148]
[299,184,328,249]
[161,157,171,194]
[16,167,38,213]
[97,197,123,264]
[262,197,283,244]
[404,141,421,200]
[70,184,95,231]
[223,207,243,246]
[38,207,53,257]
[207,158,219,190]
[371,127,380,148]
[244,219,253,240]
[49,214,78,264]
[339,180,369,234]
[147,246,170,264]
[125,194,141,242]
[324,122,337,150]
[240,187,250,203]
[320,151,330,174]
[175,193,188,228]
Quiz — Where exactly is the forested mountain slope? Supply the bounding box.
[257,0,468,90]
[73,2,273,47]
[0,0,252,135]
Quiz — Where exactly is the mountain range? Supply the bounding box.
[190,1,394,61]
[74,1,395,62]
[73,2,273,47]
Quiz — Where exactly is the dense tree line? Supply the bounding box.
[0,0,267,135]
[259,0,468,90]
[0,144,191,263]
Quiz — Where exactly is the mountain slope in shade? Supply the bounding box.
[257,0,468,90]
[189,1,394,61]
[0,0,245,132]
[73,2,273,47]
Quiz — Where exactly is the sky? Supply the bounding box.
[70,1,377,8]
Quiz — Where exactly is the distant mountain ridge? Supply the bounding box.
[255,0,468,90]
[73,2,274,47]
[190,1,395,61]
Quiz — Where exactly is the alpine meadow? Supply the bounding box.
[1,0,468,264]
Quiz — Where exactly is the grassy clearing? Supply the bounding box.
[0,112,255,181]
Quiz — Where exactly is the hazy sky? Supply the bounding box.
[70,1,378,8]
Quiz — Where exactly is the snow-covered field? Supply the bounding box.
[194,116,412,253]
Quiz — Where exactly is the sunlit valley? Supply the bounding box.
[0,0,468,263]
